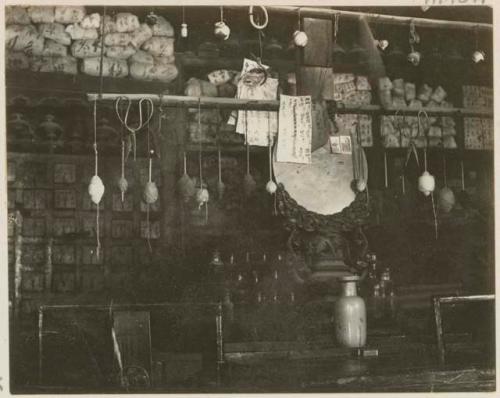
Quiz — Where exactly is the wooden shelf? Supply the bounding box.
[176,52,295,73]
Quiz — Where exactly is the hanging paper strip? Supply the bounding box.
[230,58,278,147]
[276,95,313,164]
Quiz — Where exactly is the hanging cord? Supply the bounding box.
[268,111,277,215]
[220,6,224,22]
[93,100,101,259]
[383,150,388,188]
[120,140,125,202]
[333,13,339,43]
[442,153,447,186]
[297,7,302,31]
[218,147,222,184]
[245,110,250,175]
[460,159,465,190]
[98,6,106,99]
[198,99,202,188]
[431,192,438,240]
[146,110,152,254]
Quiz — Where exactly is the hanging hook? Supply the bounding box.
[249,6,268,30]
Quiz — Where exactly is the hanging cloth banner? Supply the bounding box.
[229,58,278,146]
[276,95,313,164]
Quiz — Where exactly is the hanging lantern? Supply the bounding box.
[356,179,367,192]
[293,8,307,47]
[117,139,128,202]
[89,175,105,204]
[438,186,455,213]
[293,30,308,47]
[418,171,435,196]
[196,187,210,209]
[143,149,158,204]
[266,180,277,194]
[408,51,421,66]
[143,181,159,204]
[214,7,230,40]
[177,151,195,202]
[118,176,128,200]
[181,23,188,38]
[180,7,188,38]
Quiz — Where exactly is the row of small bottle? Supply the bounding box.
[220,251,297,305]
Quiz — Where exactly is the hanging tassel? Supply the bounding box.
[195,99,209,216]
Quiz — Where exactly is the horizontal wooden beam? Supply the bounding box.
[87,93,493,118]
[225,5,493,32]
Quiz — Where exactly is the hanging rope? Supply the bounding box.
[98,6,106,99]
[383,151,388,188]
[146,110,152,253]
[461,159,465,190]
[93,100,101,258]
[442,153,447,186]
[198,99,203,188]
[249,6,268,30]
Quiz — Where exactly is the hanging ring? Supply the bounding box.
[138,98,155,128]
[417,109,430,138]
[249,6,268,30]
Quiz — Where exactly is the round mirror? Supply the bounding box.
[273,141,367,215]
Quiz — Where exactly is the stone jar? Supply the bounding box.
[334,275,367,348]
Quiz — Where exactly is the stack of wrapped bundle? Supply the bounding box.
[379,78,457,149]
[184,71,240,144]
[128,16,178,82]
[5,6,83,74]
[332,74,373,147]
[184,77,220,143]
[5,6,178,83]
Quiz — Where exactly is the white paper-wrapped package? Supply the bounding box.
[130,50,154,65]
[38,23,71,46]
[54,6,86,24]
[184,77,218,97]
[28,6,55,24]
[102,15,118,34]
[41,39,68,57]
[141,37,174,57]
[154,55,175,65]
[129,62,178,82]
[6,6,31,25]
[6,26,44,56]
[6,52,31,70]
[66,23,98,40]
[31,56,78,74]
[106,44,136,59]
[81,57,129,78]
[6,24,36,43]
[71,39,102,58]
[81,13,101,29]
[104,32,134,47]
[115,13,140,33]
[151,16,174,37]
[130,24,153,49]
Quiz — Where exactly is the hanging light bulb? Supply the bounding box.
[472,27,485,63]
[180,6,188,38]
[293,8,308,47]
[214,6,230,40]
